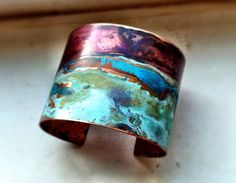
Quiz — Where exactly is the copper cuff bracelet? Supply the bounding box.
[39,23,185,157]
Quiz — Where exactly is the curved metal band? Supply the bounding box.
[40,23,185,157]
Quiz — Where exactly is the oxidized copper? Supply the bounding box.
[40,23,185,157]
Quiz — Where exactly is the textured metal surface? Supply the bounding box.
[40,23,185,157]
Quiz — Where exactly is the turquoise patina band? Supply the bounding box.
[40,23,185,157]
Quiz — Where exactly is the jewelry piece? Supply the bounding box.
[40,23,185,157]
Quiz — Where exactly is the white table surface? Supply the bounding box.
[0,2,236,183]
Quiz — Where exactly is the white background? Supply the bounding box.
[0,2,236,183]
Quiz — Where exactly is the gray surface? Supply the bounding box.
[0,3,236,183]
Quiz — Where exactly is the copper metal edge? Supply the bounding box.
[40,118,167,157]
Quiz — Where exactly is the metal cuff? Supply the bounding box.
[39,23,185,157]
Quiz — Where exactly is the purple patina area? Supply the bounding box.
[59,24,185,81]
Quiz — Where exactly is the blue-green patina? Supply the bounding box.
[43,55,179,149]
